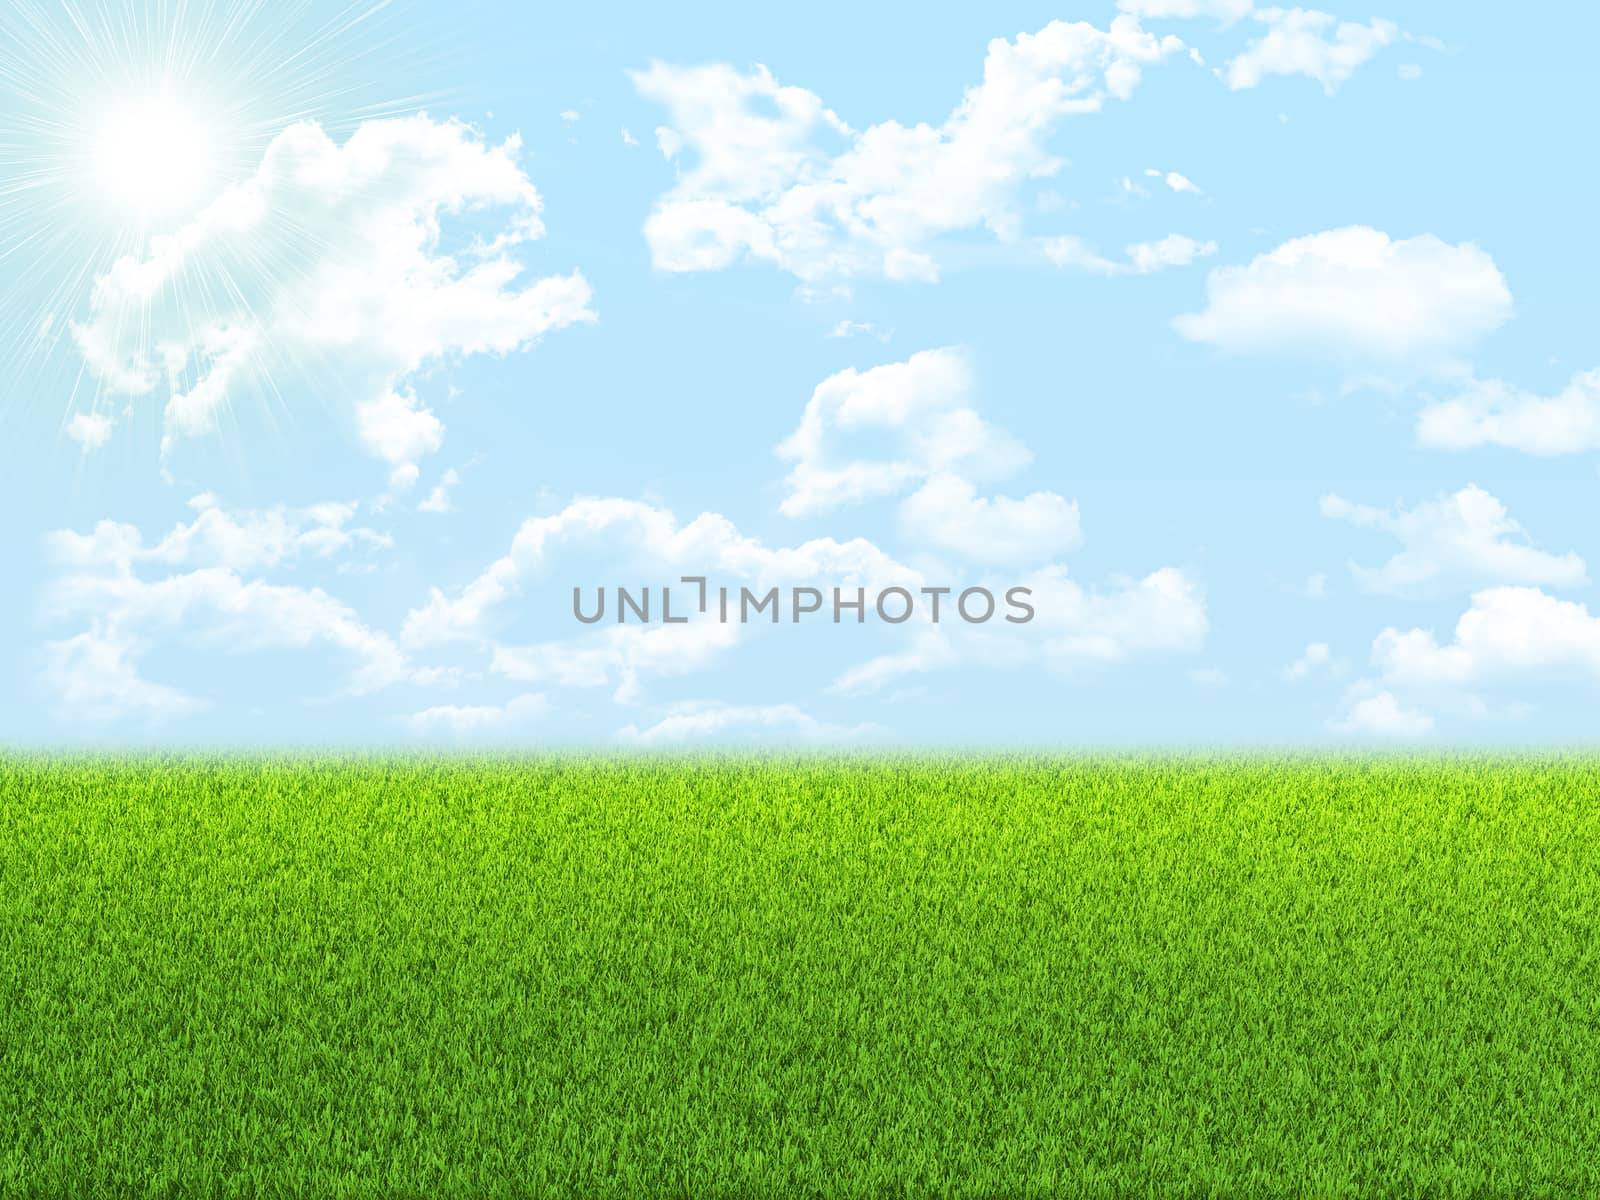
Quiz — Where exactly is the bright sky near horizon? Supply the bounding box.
[3,0,1599,746]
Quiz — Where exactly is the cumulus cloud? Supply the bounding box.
[775,348,1081,566]
[42,631,207,723]
[617,700,877,744]
[48,492,390,574]
[1118,0,1253,22]
[1120,2,1399,91]
[402,494,921,651]
[1372,587,1600,689]
[1321,485,1586,593]
[418,468,461,514]
[1173,227,1511,370]
[44,567,419,718]
[402,493,929,705]
[1329,685,1434,737]
[898,473,1081,565]
[66,412,114,450]
[405,693,549,738]
[491,620,742,704]
[631,17,1184,282]
[72,115,594,478]
[1042,232,1216,275]
[775,347,1028,510]
[1416,370,1600,455]
[827,319,889,341]
[1224,9,1399,92]
[1326,585,1600,736]
[42,500,416,721]
[831,564,1207,693]
[400,471,1203,709]
[1284,641,1342,681]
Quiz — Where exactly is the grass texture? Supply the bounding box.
[3,754,1600,1197]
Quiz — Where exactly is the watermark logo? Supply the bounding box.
[573,577,1034,624]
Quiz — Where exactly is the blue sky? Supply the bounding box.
[4,0,1600,745]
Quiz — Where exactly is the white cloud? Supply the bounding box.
[1284,640,1341,681]
[1329,686,1434,737]
[42,631,206,723]
[1327,585,1600,735]
[776,348,1029,519]
[66,412,114,450]
[621,127,640,148]
[831,564,1207,693]
[631,17,1184,282]
[402,495,922,651]
[1188,666,1230,687]
[1118,0,1253,23]
[777,348,1106,568]
[829,629,959,696]
[1028,564,1207,662]
[1174,226,1511,369]
[1224,9,1399,93]
[404,482,1202,707]
[1416,369,1600,455]
[42,501,418,720]
[48,494,389,574]
[355,390,444,484]
[1145,167,1203,194]
[418,468,461,514]
[1372,587,1600,689]
[898,473,1080,565]
[1043,232,1216,275]
[1321,485,1586,593]
[405,692,549,737]
[618,700,877,744]
[492,620,742,705]
[560,109,580,123]
[826,319,889,341]
[72,115,594,478]
[1119,1,1399,92]
[43,567,419,716]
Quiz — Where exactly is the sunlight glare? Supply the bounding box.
[90,96,215,221]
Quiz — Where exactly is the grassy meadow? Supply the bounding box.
[3,753,1599,1197]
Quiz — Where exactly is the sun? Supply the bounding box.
[90,96,217,222]
[0,0,446,388]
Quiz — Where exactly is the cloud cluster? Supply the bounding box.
[405,693,549,738]
[42,497,420,722]
[1174,226,1511,370]
[1324,585,1600,738]
[1373,588,1600,689]
[832,564,1207,694]
[618,700,878,745]
[777,348,1081,566]
[1119,1,1400,92]
[1043,233,1216,276]
[1315,483,1591,736]
[632,17,1185,283]
[1417,370,1600,455]
[51,492,390,574]
[71,115,594,484]
[1328,686,1435,737]
[1222,8,1399,93]
[1321,485,1586,594]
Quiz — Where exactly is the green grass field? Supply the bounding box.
[3,754,1600,1197]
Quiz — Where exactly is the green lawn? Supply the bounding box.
[3,754,1599,1197]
